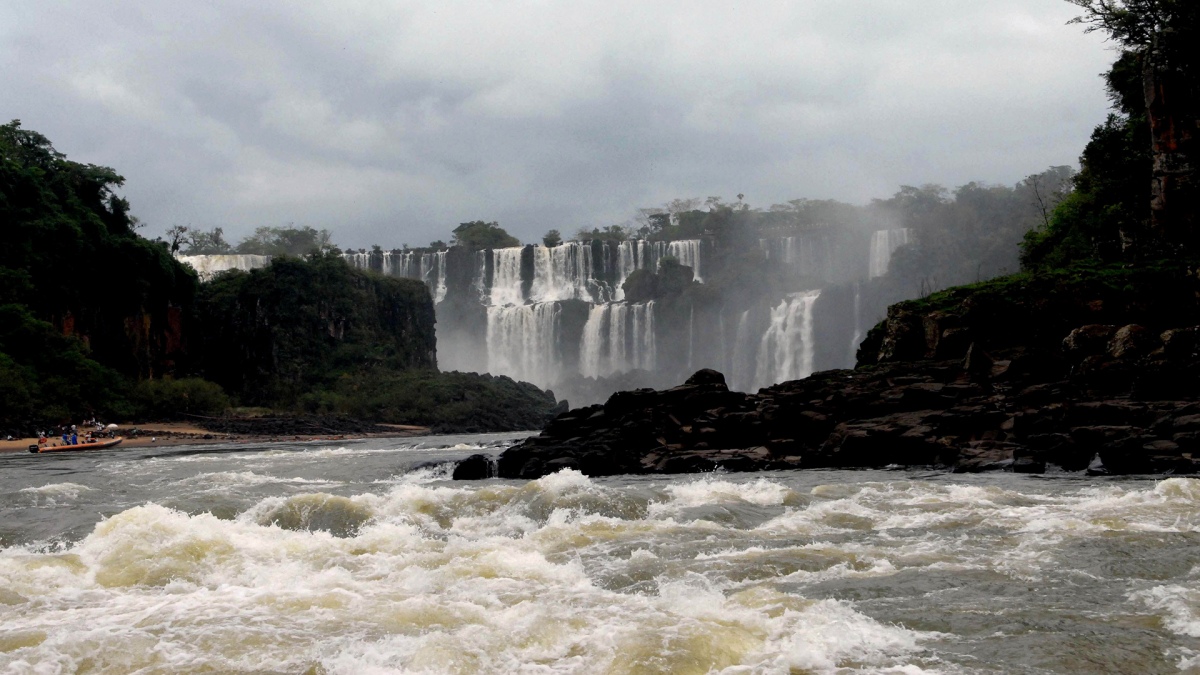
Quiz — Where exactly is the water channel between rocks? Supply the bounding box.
[2,434,1198,674]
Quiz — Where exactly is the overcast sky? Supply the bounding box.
[2,1,1114,249]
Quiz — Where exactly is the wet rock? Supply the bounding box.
[1108,324,1155,359]
[951,441,1019,473]
[1161,327,1200,359]
[1063,325,1118,358]
[684,369,727,387]
[452,453,495,480]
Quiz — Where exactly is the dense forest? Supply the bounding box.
[0,123,560,431]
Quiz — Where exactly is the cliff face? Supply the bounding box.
[194,255,436,405]
[856,262,1200,367]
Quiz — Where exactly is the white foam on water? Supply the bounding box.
[650,476,795,517]
[0,471,936,674]
[18,483,92,505]
[1131,584,1200,638]
[176,470,341,489]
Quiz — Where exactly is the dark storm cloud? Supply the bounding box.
[1,1,1113,248]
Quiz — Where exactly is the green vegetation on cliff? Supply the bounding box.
[1,120,202,426]
[195,253,437,406]
[1022,1,1197,267]
[299,370,562,433]
[860,0,1200,367]
[0,122,560,432]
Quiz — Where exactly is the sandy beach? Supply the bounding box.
[0,422,431,454]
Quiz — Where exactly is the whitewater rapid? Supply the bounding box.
[2,437,1199,673]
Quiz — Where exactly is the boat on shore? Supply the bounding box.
[29,437,124,453]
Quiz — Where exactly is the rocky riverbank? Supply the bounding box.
[455,316,1200,479]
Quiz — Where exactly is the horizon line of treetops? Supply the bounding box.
[169,165,1076,263]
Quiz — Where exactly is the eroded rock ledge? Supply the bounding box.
[455,321,1200,479]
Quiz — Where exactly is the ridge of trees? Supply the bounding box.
[1023,0,1197,266]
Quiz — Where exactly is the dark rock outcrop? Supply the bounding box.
[467,318,1200,479]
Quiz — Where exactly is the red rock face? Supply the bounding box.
[1143,56,1197,253]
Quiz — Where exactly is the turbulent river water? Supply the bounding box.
[2,434,1200,674]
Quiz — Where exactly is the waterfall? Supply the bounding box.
[869,229,911,278]
[730,309,757,392]
[342,250,448,303]
[666,240,703,282]
[611,239,702,299]
[759,232,832,280]
[579,302,655,378]
[613,241,647,301]
[489,247,525,306]
[342,252,370,272]
[434,251,448,304]
[177,254,271,280]
[473,250,489,302]
[530,243,596,303]
[686,305,694,370]
[485,303,561,387]
[752,290,821,391]
[848,282,862,366]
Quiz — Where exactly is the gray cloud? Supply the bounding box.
[1,1,1114,248]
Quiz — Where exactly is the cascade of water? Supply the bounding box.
[578,302,655,378]
[632,302,656,371]
[759,232,831,279]
[686,305,694,370]
[611,239,703,299]
[177,254,271,281]
[473,250,489,302]
[718,312,727,372]
[578,304,608,379]
[530,243,595,302]
[730,309,756,392]
[434,251,448,304]
[869,228,911,278]
[485,303,561,387]
[613,241,642,301]
[848,282,862,366]
[667,240,703,281]
[341,252,370,271]
[752,290,821,390]
[343,250,449,303]
[489,247,525,306]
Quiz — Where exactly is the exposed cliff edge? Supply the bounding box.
[455,262,1200,479]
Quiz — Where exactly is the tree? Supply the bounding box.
[429,240,448,249]
[236,225,335,256]
[166,225,190,254]
[451,221,520,249]
[1021,45,1157,267]
[1066,0,1198,253]
[542,229,562,247]
[183,226,233,254]
[574,225,630,242]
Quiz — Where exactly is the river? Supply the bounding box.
[2,434,1198,673]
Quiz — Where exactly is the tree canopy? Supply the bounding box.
[235,225,336,256]
[451,221,520,249]
[1021,1,1197,266]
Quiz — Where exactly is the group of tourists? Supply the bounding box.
[36,419,116,447]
